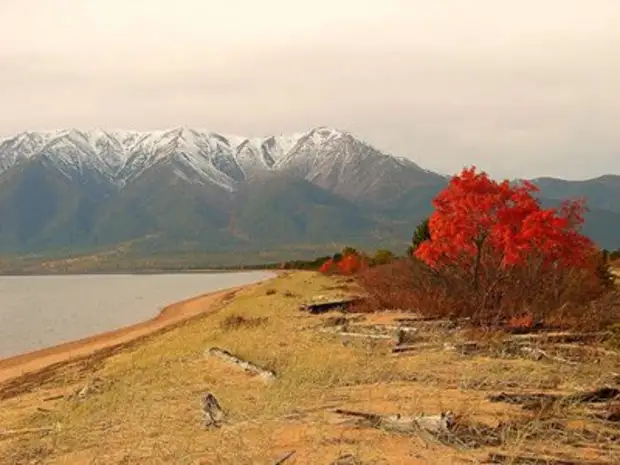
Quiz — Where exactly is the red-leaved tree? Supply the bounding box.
[413,167,600,324]
[319,258,336,274]
[319,251,368,275]
[338,253,367,275]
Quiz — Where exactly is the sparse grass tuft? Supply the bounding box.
[219,314,269,331]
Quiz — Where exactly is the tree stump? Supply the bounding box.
[202,392,226,428]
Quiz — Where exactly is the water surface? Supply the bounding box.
[0,271,273,359]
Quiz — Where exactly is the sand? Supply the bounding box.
[0,278,270,384]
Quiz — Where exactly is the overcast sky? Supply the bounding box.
[0,0,618,179]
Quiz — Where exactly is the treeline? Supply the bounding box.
[233,246,402,272]
[604,249,620,263]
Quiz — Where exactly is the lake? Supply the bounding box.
[0,271,274,359]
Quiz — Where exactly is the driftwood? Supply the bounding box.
[395,317,471,328]
[519,346,578,365]
[489,387,620,410]
[375,324,418,333]
[331,454,363,465]
[318,328,394,340]
[273,450,296,464]
[392,341,481,355]
[392,343,441,354]
[566,387,620,403]
[0,427,54,439]
[201,392,226,428]
[300,296,364,314]
[206,347,276,381]
[334,408,455,434]
[487,452,614,465]
[507,332,610,344]
[392,344,421,354]
[36,407,55,413]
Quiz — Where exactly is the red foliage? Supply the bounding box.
[319,252,368,276]
[352,168,617,331]
[507,312,535,331]
[337,253,366,275]
[414,167,597,283]
[319,258,336,274]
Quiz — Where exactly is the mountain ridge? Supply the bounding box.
[0,126,619,257]
[0,126,433,192]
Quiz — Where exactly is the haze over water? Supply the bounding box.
[0,271,273,358]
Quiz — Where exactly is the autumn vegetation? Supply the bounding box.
[329,167,619,332]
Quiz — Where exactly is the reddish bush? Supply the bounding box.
[338,253,367,275]
[507,312,535,331]
[355,167,618,331]
[319,251,368,276]
[319,258,336,274]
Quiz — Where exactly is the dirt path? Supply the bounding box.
[0,278,270,384]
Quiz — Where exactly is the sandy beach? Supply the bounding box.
[0,277,271,384]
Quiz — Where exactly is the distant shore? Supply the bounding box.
[0,273,278,384]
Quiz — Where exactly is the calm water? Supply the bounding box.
[0,271,274,359]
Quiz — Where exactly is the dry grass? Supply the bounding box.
[0,271,618,464]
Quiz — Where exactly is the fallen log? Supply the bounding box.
[488,387,620,410]
[346,324,419,335]
[395,317,471,327]
[206,347,276,381]
[507,332,610,344]
[334,408,455,434]
[519,346,578,365]
[299,296,364,314]
[317,328,394,340]
[392,343,441,354]
[486,452,614,465]
[488,392,558,410]
[566,387,620,403]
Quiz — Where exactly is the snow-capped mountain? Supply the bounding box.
[0,127,435,196]
[0,126,618,257]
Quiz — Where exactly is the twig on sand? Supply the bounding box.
[273,450,296,464]
[0,427,54,440]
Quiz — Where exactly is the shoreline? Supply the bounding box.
[0,268,278,277]
[0,273,277,384]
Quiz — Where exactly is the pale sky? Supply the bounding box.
[0,0,619,179]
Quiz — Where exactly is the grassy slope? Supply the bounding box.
[0,272,618,464]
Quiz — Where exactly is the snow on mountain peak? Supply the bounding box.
[0,126,424,191]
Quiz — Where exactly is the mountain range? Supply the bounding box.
[0,126,618,261]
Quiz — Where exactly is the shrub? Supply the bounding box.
[373,249,396,266]
[220,314,268,331]
[356,167,619,331]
